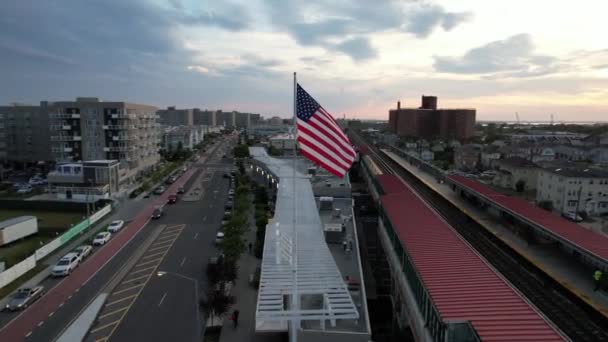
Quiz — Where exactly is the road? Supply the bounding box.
[0,134,236,342]
[86,164,231,342]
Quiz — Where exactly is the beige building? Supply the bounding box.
[492,157,539,191]
[536,167,608,216]
[157,106,193,126]
[49,97,160,183]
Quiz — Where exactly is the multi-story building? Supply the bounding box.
[235,112,251,128]
[537,167,608,216]
[454,144,482,171]
[388,96,476,140]
[0,103,53,167]
[161,126,205,151]
[492,157,539,191]
[157,106,193,126]
[193,109,218,126]
[49,97,159,183]
[47,160,120,201]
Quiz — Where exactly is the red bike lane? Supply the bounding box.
[0,169,196,341]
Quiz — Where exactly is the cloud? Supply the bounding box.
[433,34,562,78]
[263,0,471,61]
[405,5,472,38]
[334,37,377,61]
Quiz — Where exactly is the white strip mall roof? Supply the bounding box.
[250,147,359,327]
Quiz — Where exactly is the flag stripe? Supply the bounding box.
[296,83,355,177]
[297,133,351,169]
[299,145,346,177]
[306,115,356,158]
[309,112,355,157]
[297,124,353,166]
[317,107,351,145]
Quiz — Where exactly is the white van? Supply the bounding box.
[51,253,80,277]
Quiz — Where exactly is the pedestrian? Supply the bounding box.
[594,269,603,291]
[248,242,253,254]
[232,309,240,328]
[342,240,347,251]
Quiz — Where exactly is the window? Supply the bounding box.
[590,179,594,185]
[568,200,578,207]
[589,191,593,197]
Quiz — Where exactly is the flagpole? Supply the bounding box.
[291,72,299,342]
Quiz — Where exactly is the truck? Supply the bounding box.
[0,216,38,246]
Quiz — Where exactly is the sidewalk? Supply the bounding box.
[218,198,280,342]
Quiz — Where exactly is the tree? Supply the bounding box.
[202,282,234,326]
[515,179,526,193]
[233,144,250,158]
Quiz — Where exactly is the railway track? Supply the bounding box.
[352,132,608,342]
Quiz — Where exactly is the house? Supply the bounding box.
[420,150,435,162]
[454,144,482,171]
[492,157,539,191]
[588,146,608,165]
[537,167,608,216]
[480,145,501,169]
[47,160,120,201]
[554,145,587,161]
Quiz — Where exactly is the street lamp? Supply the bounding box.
[156,271,202,338]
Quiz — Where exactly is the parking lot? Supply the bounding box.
[86,224,185,342]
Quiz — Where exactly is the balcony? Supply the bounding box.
[112,135,135,141]
[103,124,136,130]
[50,135,82,142]
[50,113,80,119]
[50,125,74,130]
[104,146,133,152]
[52,147,73,153]
[110,113,136,119]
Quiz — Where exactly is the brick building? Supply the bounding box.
[388,96,475,140]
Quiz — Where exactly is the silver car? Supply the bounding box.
[4,286,44,311]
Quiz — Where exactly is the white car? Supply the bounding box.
[17,186,33,194]
[92,232,112,246]
[215,231,225,245]
[51,253,80,277]
[107,220,125,233]
[74,245,93,261]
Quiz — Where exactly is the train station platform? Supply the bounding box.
[381,149,608,317]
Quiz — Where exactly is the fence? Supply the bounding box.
[0,204,112,290]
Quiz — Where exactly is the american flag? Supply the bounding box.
[296,83,356,178]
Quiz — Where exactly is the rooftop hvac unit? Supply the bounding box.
[333,208,341,218]
[308,167,316,176]
[319,196,334,211]
[324,223,343,244]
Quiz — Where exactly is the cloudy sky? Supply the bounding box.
[1,0,608,122]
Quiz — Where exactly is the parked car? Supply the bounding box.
[177,186,185,194]
[152,206,163,219]
[16,185,33,194]
[107,220,125,233]
[4,286,44,311]
[74,245,93,261]
[92,232,112,246]
[28,177,47,186]
[154,186,166,195]
[168,194,178,204]
[562,212,583,222]
[215,231,225,245]
[52,253,80,277]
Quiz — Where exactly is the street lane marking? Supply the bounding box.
[121,274,149,285]
[95,338,109,342]
[134,258,162,268]
[194,232,199,240]
[111,283,145,296]
[180,257,186,267]
[105,294,138,307]
[158,292,167,307]
[156,233,180,241]
[203,216,206,221]
[98,307,129,320]
[129,265,156,275]
[149,240,175,249]
[141,250,166,260]
[90,320,119,333]
[146,244,171,254]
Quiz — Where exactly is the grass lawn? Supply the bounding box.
[0,209,84,230]
[0,209,83,267]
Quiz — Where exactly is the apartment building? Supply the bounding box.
[0,103,52,167]
[162,126,205,151]
[537,167,608,216]
[49,97,160,183]
[492,157,539,191]
[157,106,194,126]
